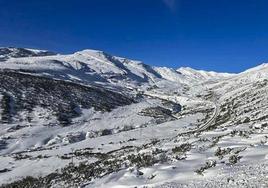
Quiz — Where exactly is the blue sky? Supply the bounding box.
[1,0,268,72]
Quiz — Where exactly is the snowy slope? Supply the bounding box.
[0,47,268,188]
[2,49,162,87]
[177,67,234,81]
[1,48,234,91]
[154,66,233,85]
[0,47,56,61]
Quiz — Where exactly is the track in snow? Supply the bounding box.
[180,93,220,135]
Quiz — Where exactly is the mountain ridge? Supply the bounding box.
[0,47,268,188]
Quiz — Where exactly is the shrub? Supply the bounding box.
[172,143,191,154]
[215,147,232,159]
[229,155,242,165]
[243,117,250,123]
[195,160,216,175]
[128,153,157,168]
[101,129,113,136]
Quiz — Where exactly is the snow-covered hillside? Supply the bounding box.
[0,47,56,62]
[0,47,267,188]
[1,48,232,90]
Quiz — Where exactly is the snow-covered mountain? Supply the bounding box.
[0,47,267,188]
[1,48,232,88]
[0,47,56,61]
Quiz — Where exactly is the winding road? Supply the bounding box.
[182,99,220,134]
[144,90,220,135]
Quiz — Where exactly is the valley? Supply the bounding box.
[0,48,267,188]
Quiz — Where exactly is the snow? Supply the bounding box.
[0,48,267,187]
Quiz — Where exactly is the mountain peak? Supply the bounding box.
[74,49,120,62]
[75,49,104,55]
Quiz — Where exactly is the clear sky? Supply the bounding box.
[1,0,268,72]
